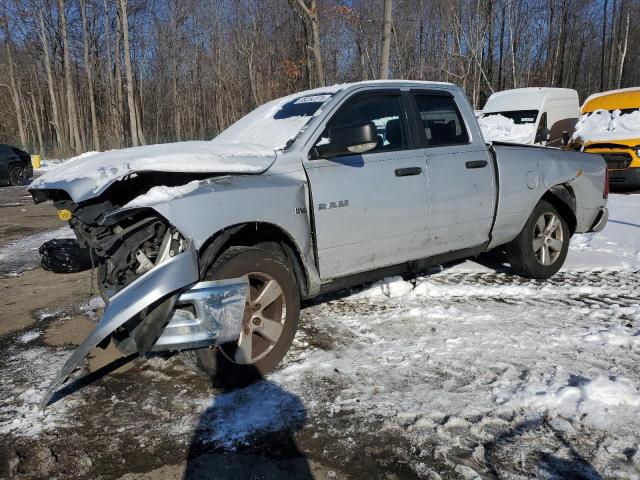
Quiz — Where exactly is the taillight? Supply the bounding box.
[603,168,610,199]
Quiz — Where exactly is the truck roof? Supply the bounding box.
[581,87,640,113]
[483,87,578,113]
[302,80,455,96]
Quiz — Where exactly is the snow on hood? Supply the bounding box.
[478,114,536,144]
[572,109,640,144]
[121,180,202,209]
[29,141,276,203]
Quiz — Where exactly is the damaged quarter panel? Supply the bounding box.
[489,143,607,249]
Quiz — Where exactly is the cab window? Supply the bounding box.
[314,93,407,156]
[414,94,470,147]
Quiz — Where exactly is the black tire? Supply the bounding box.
[506,200,570,279]
[8,165,28,186]
[190,242,300,386]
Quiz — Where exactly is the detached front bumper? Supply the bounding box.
[41,241,248,407]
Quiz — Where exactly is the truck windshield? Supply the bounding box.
[483,110,539,124]
[212,93,334,151]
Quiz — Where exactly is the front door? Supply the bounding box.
[304,90,430,280]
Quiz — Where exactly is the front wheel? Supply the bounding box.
[506,200,570,279]
[188,242,300,385]
[9,165,28,186]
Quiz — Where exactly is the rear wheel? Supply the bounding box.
[189,242,300,385]
[8,165,27,186]
[506,200,570,279]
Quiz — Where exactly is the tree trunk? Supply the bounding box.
[119,0,142,146]
[616,10,629,88]
[556,0,568,87]
[1,19,27,147]
[290,0,325,87]
[58,0,82,153]
[308,0,324,86]
[379,0,393,79]
[31,94,43,151]
[498,2,505,90]
[80,0,100,151]
[485,0,494,89]
[37,11,65,149]
[600,0,608,91]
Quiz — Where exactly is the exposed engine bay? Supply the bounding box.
[31,175,249,407]
[38,172,212,297]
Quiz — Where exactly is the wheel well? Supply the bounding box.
[542,185,577,235]
[199,223,310,297]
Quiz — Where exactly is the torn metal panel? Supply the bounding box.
[40,241,200,408]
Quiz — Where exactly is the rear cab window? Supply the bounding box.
[412,93,470,147]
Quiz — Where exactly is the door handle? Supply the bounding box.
[466,160,488,169]
[395,167,422,177]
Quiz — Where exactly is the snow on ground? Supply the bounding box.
[572,108,640,144]
[0,346,83,438]
[2,194,640,477]
[479,113,537,144]
[0,226,74,276]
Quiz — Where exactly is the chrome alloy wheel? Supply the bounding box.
[220,272,287,365]
[533,212,564,266]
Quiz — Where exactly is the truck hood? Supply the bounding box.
[29,141,276,203]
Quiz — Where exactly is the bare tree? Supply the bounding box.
[1,0,640,155]
[119,0,143,146]
[289,0,325,87]
[79,0,100,151]
[0,11,26,146]
[58,0,82,153]
[379,0,393,79]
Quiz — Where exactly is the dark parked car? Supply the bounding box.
[0,144,33,186]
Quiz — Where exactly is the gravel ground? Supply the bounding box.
[1,183,639,479]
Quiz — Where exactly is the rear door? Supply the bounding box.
[304,89,430,280]
[409,90,496,255]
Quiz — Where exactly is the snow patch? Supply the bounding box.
[583,326,640,348]
[479,114,536,144]
[506,376,640,428]
[0,227,75,276]
[18,331,42,344]
[123,180,203,208]
[195,381,305,449]
[572,109,640,143]
[0,347,80,438]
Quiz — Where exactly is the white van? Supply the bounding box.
[480,87,580,146]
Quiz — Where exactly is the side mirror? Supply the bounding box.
[561,131,570,146]
[535,127,549,144]
[313,122,378,159]
[331,121,378,154]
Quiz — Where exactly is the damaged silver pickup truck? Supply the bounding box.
[30,80,609,406]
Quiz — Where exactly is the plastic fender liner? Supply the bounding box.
[41,240,200,408]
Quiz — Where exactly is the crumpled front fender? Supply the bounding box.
[41,241,200,408]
